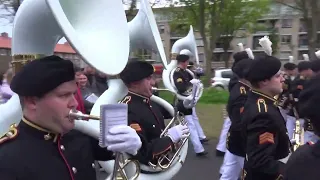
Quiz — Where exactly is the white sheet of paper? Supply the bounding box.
[99,104,128,148]
[86,93,99,104]
[191,83,198,103]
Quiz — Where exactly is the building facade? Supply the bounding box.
[152,0,317,68]
[0,32,85,73]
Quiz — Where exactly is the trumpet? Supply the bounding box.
[68,109,100,120]
[151,87,171,91]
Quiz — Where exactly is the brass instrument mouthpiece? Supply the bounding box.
[68,109,100,121]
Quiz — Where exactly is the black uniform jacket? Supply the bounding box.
[226,81,250,157]
[288,75,306,118]
[241,90,291,180]
[278,74,293,110]
[288,75,314,131]
[120,91,174,165]
[0,118,113,180]
[172,67,193,115]
[284,141,319,180]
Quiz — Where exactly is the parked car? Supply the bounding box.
[211,68,233,90]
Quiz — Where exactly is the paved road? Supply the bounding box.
[97,138,224,180]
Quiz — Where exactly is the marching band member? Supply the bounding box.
[0,55,142,180]
[241,54,291,180]
[284,73,320,180]
[279,60,297,140]
[172,54,207,156]
[119,60,190,167]
[220,58,253,180]
[218,48,252,175]
[187,62,208,144]
[289,59,315,143]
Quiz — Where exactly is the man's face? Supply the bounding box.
[180,60,189,69]
[262,71,285,96]
[285,68,298,77]
[131,76,155,97]
[33,80,78,134]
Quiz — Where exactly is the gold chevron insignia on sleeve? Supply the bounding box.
[0,124,18,145]
[176,78,183,83]
[119,96,131,104]
[240,86,246,94]
[257,98,268,113]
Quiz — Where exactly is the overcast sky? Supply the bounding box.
[0,0,174,44]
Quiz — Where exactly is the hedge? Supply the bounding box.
[158,87,229,104]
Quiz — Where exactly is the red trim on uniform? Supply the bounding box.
[57,136,75,180]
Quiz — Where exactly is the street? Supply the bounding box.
[97,138,223,180]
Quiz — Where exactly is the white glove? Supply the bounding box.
[167,125,189,143]
[190,78,200,85]
[106,125,142,156]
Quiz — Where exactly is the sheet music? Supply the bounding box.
[99,104,128,148]
[85,93,99,103]
[191,83,198,103]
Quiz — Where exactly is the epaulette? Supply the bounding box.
[240,86,246,95]
[175,67,181,72]
[0,124,18,145]
[119,96,131,104]
[256,98,268,113]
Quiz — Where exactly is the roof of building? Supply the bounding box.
[0,32,76,54]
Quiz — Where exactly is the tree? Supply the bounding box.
[274,0,320,60]
[169,0,271,86]
[0,0,22,24]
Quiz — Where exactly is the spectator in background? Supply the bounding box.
[84,66,108,96]
[74,66,86,113]
[0,68,14,103]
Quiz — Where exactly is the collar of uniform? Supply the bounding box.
[21,117,59,143]
[251,89,277,105]
[128,91,150,104]
[238,80,251,89]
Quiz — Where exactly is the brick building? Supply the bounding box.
[0,32,84,73]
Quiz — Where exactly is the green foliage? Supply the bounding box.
[169,0,271,37]
[158,87,229,104]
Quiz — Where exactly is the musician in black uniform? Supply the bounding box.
[220,58,253,180]
[279,62,297,140]
[119,60,189,167]
[172,54,207,156]
[241,54,291,180]
[284,73,320,180]
[288,61,316,143]
[0,55,142,180]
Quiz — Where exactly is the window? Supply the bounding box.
[298,50,309,60]
[281,35,291,44]
[196,39,204,46]
[221,70,233,78]
[299,20,307,32]
[159,25,165,34]
[298,34,308,47]
[282,19,292,28]
[279,52,292,59]
[252,36,264,49]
